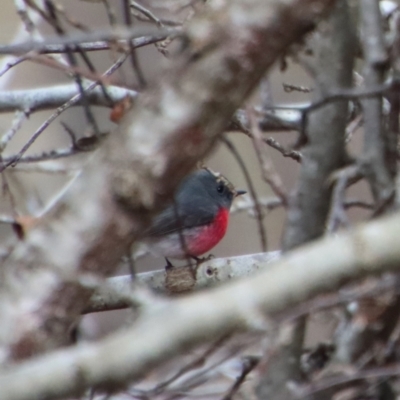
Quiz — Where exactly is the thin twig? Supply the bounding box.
[0,110,30,153]
[221,356,259,400]
[0,54,128,171]
[124,0,147,88]
[44,0,101,137]
[14,0,37,34]
[283,83,312,93]
[265,137,302,162]
[326,169,353,233]
[149,336,229,395]
[131,1,164,27]
[297,364,400,399]
[249,111,288,205]
[222,136,267,252]
[0,54,31,78]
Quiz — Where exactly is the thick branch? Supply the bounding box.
[85,252,280,313]
[360,0,396,205]
[2,212,400,400]
[283,0,354,250]
[257,2,355,399]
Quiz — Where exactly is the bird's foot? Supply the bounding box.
[191,254,215,264]
[165,258,174,271]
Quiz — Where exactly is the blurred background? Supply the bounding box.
[0,0,369,340]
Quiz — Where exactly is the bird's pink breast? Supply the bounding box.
[187,207,229,256]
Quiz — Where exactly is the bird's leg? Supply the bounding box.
[121,249,137,280]
[165,257,174,270]
[126,249,137,281]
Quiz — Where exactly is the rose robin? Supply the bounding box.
[142,168,246,261]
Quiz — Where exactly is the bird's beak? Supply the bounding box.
[235,189,247,197]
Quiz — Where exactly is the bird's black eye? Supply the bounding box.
[217,183,225,194]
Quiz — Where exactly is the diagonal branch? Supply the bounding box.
[2,211,400,400]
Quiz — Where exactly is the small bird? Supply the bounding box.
[142,168,246,261]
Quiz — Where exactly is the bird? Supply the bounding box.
[141,168,246,262]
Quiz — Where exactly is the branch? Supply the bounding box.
[257,1,356,398]
[257,107,302,132]
[283,0,354,250]
[359,0,395,206]
[0,84,137,113]
[0,28,174,55]
[4,34,169,54]
[85,252,281,313]
[2,211,400,400]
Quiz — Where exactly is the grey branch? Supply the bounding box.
[257,2,356,399]
[0,84,137,113]
[2,212,400,400]
[360,0,395,204]
[85,252,281,313]
[0,28,174,55]
[9,34,169,54]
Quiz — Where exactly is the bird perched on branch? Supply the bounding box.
[142,168,246,262]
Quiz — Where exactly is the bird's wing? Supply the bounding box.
[146,194,218,237]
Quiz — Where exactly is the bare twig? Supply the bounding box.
[326,165,362,233]
[0,83,136,113]
[278,275,399,323]
[0,54,128,171]
[297,364,400,399]
[0,27,175,55]
[221,356,259,400]
[257,106,302,132]
[264,137,302,162]
[0,110,30,153]
[231,195,283,215]
[249,111,288,205]
[0,54,30,78]
[131,1,164,27]
[123,0,147,88]
[149,336,229,395]
[222,136,268,251]
[283,83,312,93]
[14,0,37,35]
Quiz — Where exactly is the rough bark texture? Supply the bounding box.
[256,1,355,398]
